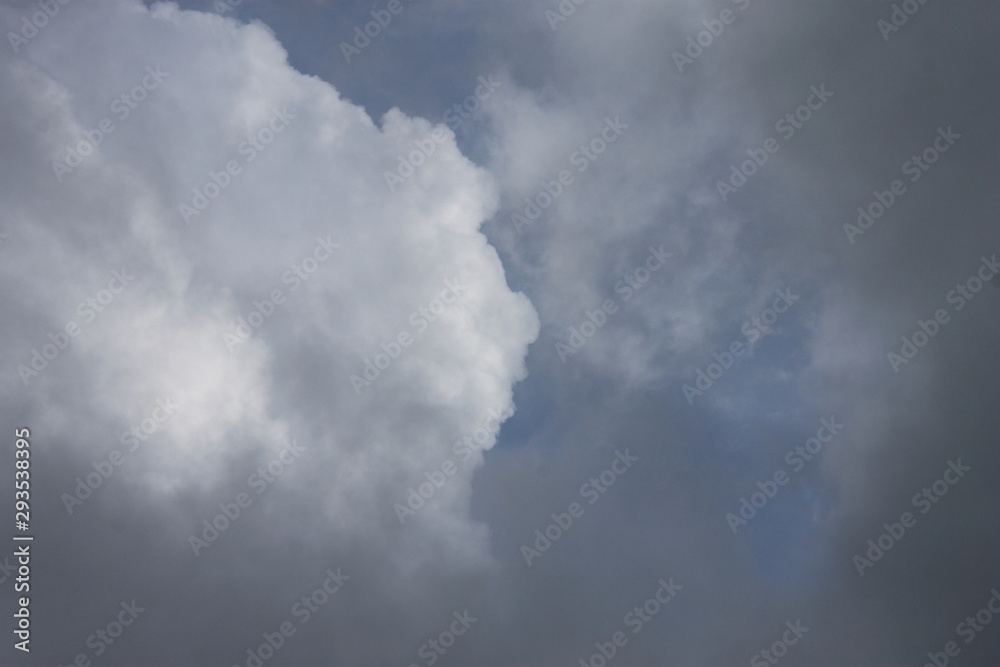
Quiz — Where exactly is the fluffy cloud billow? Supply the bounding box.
[0,1,537,663]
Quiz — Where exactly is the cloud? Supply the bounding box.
[0,0,537,661]
[1,0,998,665]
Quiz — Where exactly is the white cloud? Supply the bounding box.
[0,0,537,570]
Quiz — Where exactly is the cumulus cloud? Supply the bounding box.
[0,0,537,661]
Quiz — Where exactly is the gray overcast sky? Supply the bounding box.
[0,0,998,665]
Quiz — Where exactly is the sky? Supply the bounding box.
[0,0,998,665]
